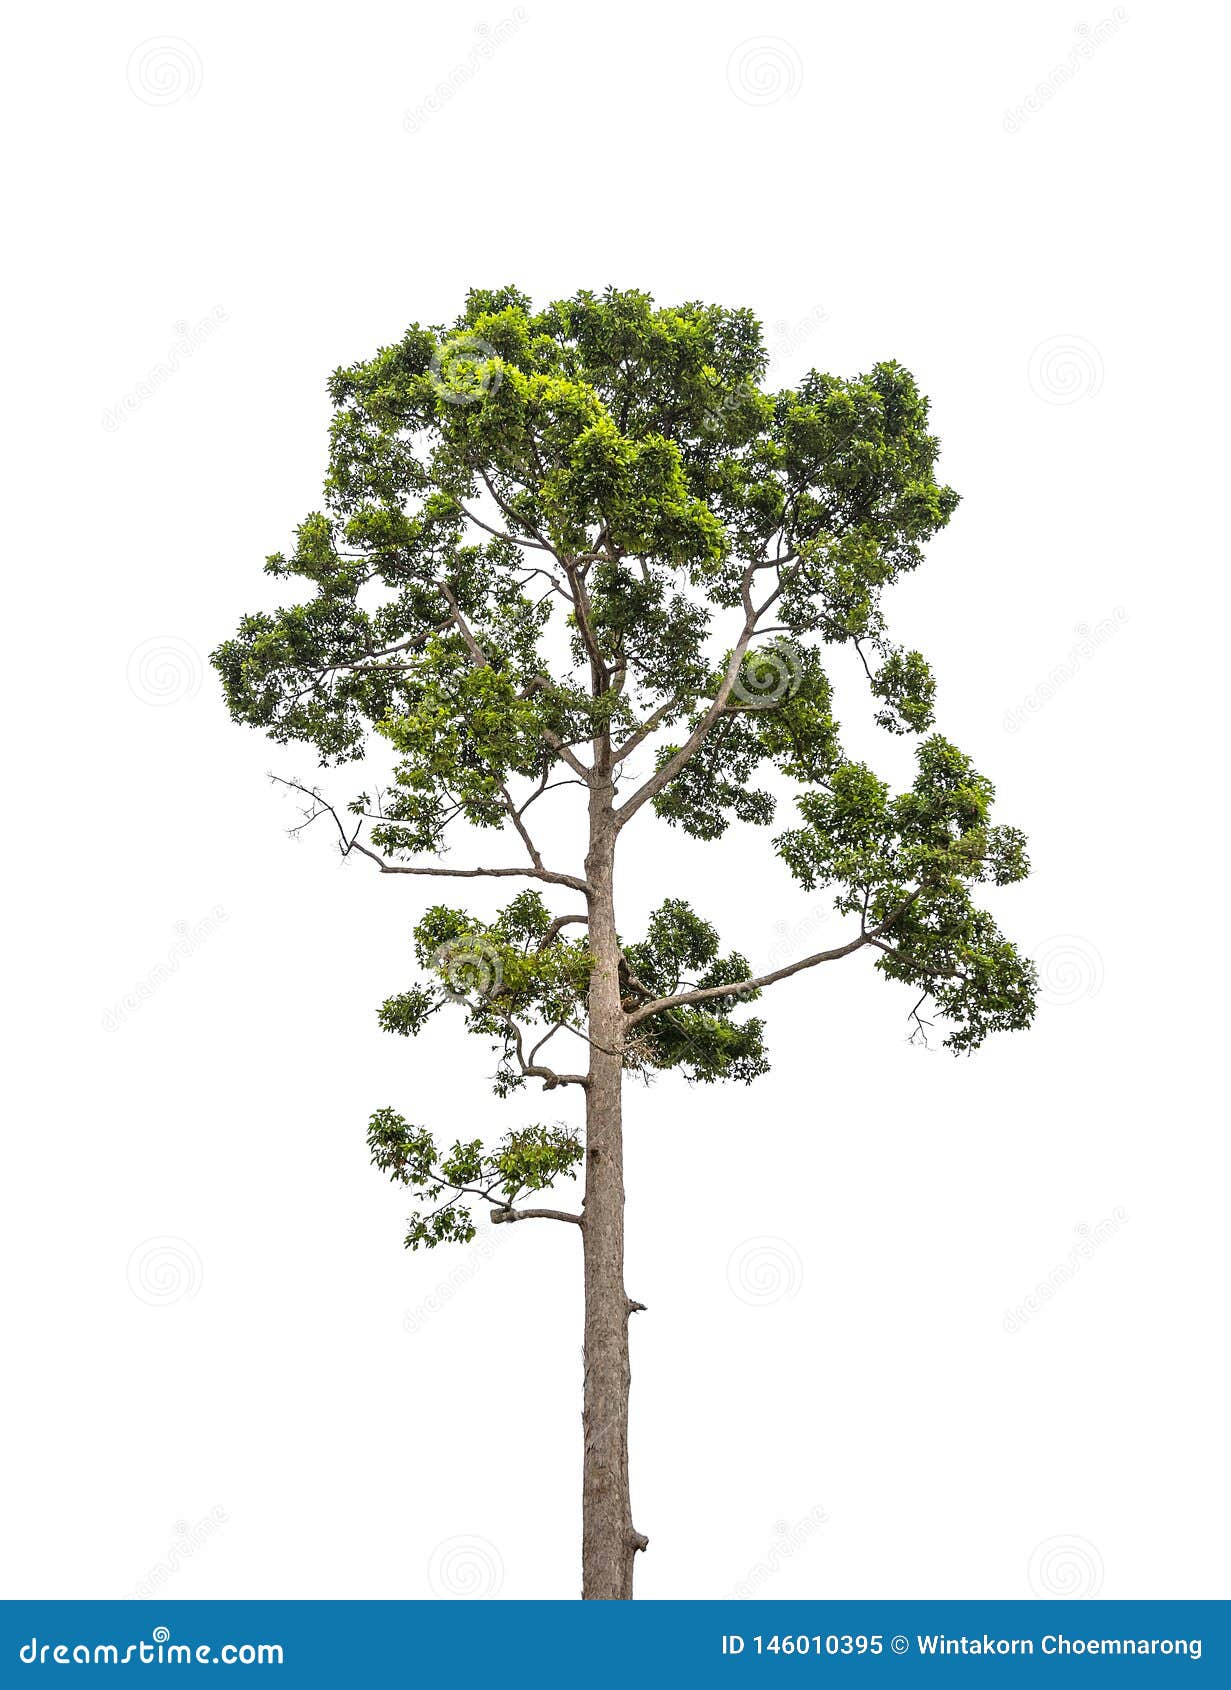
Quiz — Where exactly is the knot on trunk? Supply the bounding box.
[630,1530,649,1553]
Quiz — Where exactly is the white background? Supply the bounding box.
[3,0,1227,1604]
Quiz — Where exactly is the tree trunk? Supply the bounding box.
[580,790,645,1599]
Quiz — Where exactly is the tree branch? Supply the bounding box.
[564,557,611,694]
[271,776,590,894]
[623,888,930,1026]
[610,695,690,765]
[538,914,589,950]
[426,1173,582,1230]
[613,566,778,829]
[458,500,555,556]
[497,1009,589,1091]
[490,1206,583,1226]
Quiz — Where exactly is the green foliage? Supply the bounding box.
[622,901,769,1083]
[647,724,776,841]
[651,641,844,839]
[871,647,936,734]
[378,887,771,1091]
[374,892,593,1101]
[211,290,961,782]
[367,1108,583,1249]
[775,736,1035,1049]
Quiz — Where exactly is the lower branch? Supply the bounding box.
[491,1206,583,1226]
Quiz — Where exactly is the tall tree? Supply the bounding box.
[213,286,1036,1599]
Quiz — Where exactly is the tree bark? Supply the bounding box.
[580,782,646,1599]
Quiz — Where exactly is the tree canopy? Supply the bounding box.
[214,285,1037,1250]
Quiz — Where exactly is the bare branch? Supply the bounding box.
[496,1009,590,1091]
[610,695,689,765]
[527,1020,571,1066]
[358,853,590,893]
[538,914,589,951]
[498,781,548,874]
[624,888,930,1026]
[476,467,556,555]
[490,1206,583,1227]
[436,580,490,668]
[458,500,555,555]
[270,777,591,894]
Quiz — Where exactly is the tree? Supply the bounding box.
[213,286,1036,1600]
